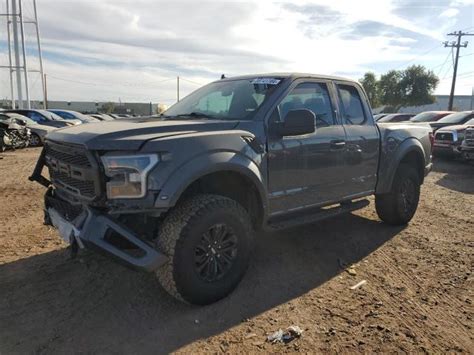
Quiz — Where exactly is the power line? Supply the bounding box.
[47,74,174,87]
[443,30,474,110]
[179,77,205,86]
[433,49,452,76]
[394,44,440,69]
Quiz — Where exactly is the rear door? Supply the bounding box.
[334,82,380,197]
[267,79,347,214]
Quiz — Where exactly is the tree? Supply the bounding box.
[156,103,168,114]
[359,72,380,108]
[100,102,115,114]
[399,65,439,108]
[378,65,439,111]
[378,70,404,110]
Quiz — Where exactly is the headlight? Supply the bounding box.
[101,154,159,199]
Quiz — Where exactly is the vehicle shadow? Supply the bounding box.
[432,158,474,194]
[0,213,404,353]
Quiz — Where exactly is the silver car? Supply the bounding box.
[0,112,57,146]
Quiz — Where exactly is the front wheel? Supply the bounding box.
[29,133,42,147]
[375,164,421,225]
[155,194,253,305]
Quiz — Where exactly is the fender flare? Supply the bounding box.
[154,151,268,215]
[376,138,426,194]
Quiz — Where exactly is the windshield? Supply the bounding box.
[164,78,282,120]
[437,111,472,124]
[38,110,66,121]
[410,112,447,122]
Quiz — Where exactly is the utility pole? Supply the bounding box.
[6,0,15,108]
[2,0,44,109]
[33,0,46,109]
[444,31,473,111]
[177,76,180,102]
[11,0,24,108]
[44,73,48,109]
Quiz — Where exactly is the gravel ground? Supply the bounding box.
[0,148,473,353]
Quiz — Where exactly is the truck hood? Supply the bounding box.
[45,119,240,150]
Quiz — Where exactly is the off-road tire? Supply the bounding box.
[375,164,420,225]
[155,194,253,305]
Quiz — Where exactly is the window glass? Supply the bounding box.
[164,78,281,120]
[277,82,336,127]
[337,84,366,125]
[27,111,46,122]
[53,111,75,120]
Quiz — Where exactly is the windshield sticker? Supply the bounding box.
[251,78,281,85]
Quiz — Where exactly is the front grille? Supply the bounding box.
[435,132,453,142]
[45,144,91,167]
[50,170,96,197]
[465,129,474,147]
[45,141,100,200]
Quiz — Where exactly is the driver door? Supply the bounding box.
[267,80,347,215]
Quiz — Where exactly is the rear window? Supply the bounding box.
[336,84,366,125]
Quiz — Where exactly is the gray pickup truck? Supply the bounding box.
[30,73,433,305]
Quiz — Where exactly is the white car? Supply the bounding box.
[0,112,57,146]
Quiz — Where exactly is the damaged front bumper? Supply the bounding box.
[30,146,167,272]
[44,189,167,272]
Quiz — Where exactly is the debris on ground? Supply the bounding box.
[346,267,357,276]
[350,280,367,290]
[267,325,303,343]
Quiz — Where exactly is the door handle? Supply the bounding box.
[330,140,346,149]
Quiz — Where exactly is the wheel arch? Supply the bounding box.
[376,138,426,194]
[155,152,268,229]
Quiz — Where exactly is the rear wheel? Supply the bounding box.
[29,133,41,147]
[155,194,253,305]
[375,164,420,225]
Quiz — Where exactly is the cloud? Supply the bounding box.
[439,8,460,17]
[0,0,473,102]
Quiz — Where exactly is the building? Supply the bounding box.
[375,95,473,114]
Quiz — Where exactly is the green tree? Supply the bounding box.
[399,65,439,107]
[359,72,380,108]
[378,65,439,111]
[378,70,404,110]
[100,102,115,114]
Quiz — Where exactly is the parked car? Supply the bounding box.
[409,111,453,123]
[377,113,415,123]
[0,113,31,151]
[49,109,100,123]
[374,113,387,121]
[30,73,433,305]
[4,109,79,128]
[2,112,56,146]
[428,111,474,131]
[460,126,474,161]
[89,113,114,121]
[433,118,474,157]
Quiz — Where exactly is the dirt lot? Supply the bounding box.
[0,148,473,353]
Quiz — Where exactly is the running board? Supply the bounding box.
[267,199,370,231]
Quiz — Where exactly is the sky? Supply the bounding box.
[0,0,473,104]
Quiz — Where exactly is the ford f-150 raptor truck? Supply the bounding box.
[30,73,433,305]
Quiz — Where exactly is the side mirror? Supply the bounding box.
[278,109,315,136]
